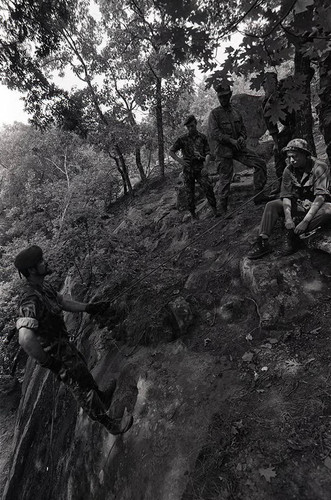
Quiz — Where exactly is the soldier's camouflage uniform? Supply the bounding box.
[16,281,107,423]
[208,104,267,204]
[170,131,217,214]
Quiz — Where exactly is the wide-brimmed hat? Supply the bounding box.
[282,138,313,156]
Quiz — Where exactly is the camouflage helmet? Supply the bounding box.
[14,245,43,272]
[282,138,313,156]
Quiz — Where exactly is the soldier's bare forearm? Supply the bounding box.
[304,195,325,222]
[60,295,87,312]
[169,151,187,167]
[283,198,292,222]
[18,327,49,364]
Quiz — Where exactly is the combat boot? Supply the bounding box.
[247,236,271,259]
[99,408,134,435]
[211,206,220,218]
[282,229,301,256]
[219,199,228,215]
[98,379,117,410]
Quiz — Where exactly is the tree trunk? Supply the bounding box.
[155,77,165,176]
[108,151,128,195]
[147,148,152,177]
[318,51,331,164]
[135,146,146,182]
[290,9,315,155]
[127,112,146,182]
[293,46,316,155]
[115,144,133,194]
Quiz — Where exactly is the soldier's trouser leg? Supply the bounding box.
[259,201,331,237]
[195,169,217,208]
[307,203,331,231]
[259,199,284,236]
[216,157,233,204]
[183,168,196,213]
[235,149,267,194]
[45,340,118,431]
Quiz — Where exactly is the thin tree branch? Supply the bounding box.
[215,0,264,41]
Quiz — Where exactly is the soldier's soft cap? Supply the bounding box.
[14,245,43,272]
[184,114,197,126]
[282,138,312,156]
[214,83,232,95]
[262,72,278,84]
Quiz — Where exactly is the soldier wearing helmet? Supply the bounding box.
[208,81,269,214]
[248,139,331,259]
[14,245,133,435]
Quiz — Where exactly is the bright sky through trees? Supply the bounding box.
[0,85,27,125]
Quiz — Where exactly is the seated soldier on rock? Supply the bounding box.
[248,138,331,259]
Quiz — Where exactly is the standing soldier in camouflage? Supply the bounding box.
[170,114,219,220]
[262,72,296,195]
[208,82,269,214]
[14,245,133,435]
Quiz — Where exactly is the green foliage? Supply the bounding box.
[202,0,331,126]
[0,122,143,373]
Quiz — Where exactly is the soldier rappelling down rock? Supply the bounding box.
[14,245,133,435]
[248,139,331,259]
[208,82,270,214]
[169,114,219,220]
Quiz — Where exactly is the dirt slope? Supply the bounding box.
[3,159,331,500]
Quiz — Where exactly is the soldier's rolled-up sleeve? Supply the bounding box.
[170,137,182,154]
[16,317,39,330]
[314,163,330,197]
[16,295,41,331]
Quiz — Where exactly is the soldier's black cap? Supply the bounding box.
[14,245,43,272]
[262,72,278,84]
[184,114,197,126]
[214,83,232,95]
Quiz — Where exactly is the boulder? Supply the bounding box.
[217,295,257,323]
[308,230,331,255]
[231,93,267,147]
[240,252,327,327]
[166,296,194,336]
